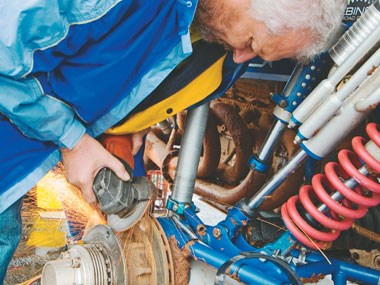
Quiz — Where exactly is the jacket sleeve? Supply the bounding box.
[0,75,86,149]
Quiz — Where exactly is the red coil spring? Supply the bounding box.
[281,123,380,249]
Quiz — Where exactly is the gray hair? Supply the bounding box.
[251,0,347,60]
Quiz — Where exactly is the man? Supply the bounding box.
[0,0,345,282]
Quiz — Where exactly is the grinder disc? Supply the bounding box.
[107,199,151,232]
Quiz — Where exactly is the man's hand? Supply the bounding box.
[131,128,150,155]
[60,133,131,203]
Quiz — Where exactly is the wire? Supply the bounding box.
[18,274,42,285]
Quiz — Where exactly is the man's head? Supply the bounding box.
[195,0,346,63]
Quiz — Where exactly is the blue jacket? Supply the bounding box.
[0,0,197,212]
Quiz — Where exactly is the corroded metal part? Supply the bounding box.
[351,249,380,271]
[117,215,174,285]
[145,127,303,210]
[194,170,265,206]
[210,102,252,182]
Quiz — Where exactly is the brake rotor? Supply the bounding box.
[117,214,174,285]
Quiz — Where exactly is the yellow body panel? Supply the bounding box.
[27,214,67,247]
[107,55,226,135]
[36,172,63,210]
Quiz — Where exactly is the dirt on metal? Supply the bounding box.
[168,236,191,285]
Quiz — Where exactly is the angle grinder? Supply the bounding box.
[93,134,155,232]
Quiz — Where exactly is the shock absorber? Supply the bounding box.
[281,123,380,249]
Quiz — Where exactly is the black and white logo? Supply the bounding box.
[343,0,375,23]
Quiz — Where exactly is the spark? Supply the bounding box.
[6,165,106,285]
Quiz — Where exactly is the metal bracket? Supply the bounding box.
[166,196,187,214]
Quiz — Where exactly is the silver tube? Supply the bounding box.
[317,166,369,213]
[328,25,380,85]
[171,102,210,204]
[258,120,287,162]
[248,150,308,209]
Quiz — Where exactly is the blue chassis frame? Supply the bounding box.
[158,204,380,284]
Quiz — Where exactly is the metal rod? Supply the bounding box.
[248,150,308,209]
[171,102,210,204]
[317,166,369,213]
[258,120,287,162]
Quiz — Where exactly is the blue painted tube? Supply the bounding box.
[333,273,348,285]
[296,259,380,284]
[295,261,337,278]
[292,250,380,284]
[338,259,380,285]
[190,242,281,285]
[218,207,251,238]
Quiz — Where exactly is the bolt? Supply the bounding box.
[71,258,81,268]
[373,255,380,269]
[351,252,360,260]
[279,100,287,108]
[213,228,222,239]
[197,225,206,236]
